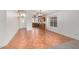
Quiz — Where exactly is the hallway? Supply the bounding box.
[3,28,73,49]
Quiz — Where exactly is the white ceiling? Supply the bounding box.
[11,10,59,16]
[30,10,58,15]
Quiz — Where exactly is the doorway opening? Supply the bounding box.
[32,15,46,30]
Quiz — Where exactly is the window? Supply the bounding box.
[50,16,57,27]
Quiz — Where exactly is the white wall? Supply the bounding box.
[19,10,32,30]
[0,10,33,48]
[5,10,18,46]
[46,10,79,40]
[0,10,18,48]
[19,16,26,29]
[25,10,32,30]
[0,10,6,48]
